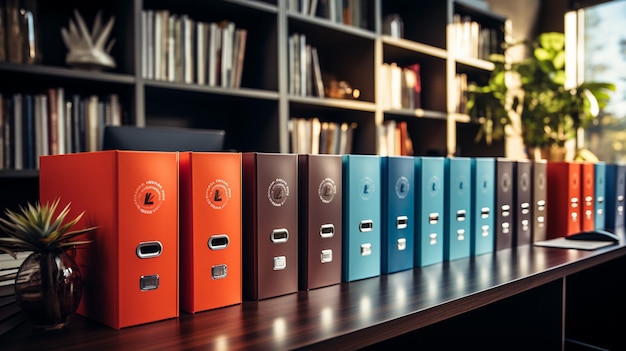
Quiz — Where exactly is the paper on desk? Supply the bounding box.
[533,237,617,250]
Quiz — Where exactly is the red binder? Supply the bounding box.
[580,162,595,232]
[546,161,581,239]
[179,152,242,313]
[39,151,179,329]
[242,153,298,300]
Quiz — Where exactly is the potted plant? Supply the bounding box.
[0,199,96,330]
[467,31,615,160]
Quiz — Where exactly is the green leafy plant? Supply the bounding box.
[0,199,96,258]
[467,31,616,152]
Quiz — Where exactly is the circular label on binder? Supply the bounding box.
[395,176,410,199]
[268,179,289,207]
[206,179,231,210]
[360,177,375,200]
[134,180,165,215]
[318,178,337,204]
[428,176,440,197]
[480,174,490,194]
[456,175,467,195]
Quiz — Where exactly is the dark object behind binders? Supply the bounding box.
[103,125,225,152]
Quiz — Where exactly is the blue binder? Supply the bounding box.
[415,156,445,267]
[342,155,381,282]
[594,161,606,230]
[444,157,472,261]
[605,163,625,231]
[381,156,415,273]
[471,157,495,256]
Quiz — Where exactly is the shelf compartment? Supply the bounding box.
[144,85,280,152]
[288,19,375,103]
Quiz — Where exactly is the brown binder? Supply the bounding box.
[495,158,514,250]
[532,160,548,242]
[242,153,298,300]
[514,160,532,246]
[298,154,343,290]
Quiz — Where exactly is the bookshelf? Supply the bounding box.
[0,0,506,318]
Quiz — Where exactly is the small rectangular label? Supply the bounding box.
[480,207,490,219]
[140,274,159,291]
[397,238,406,251]
[321,249,333,263]
[211,264,228,279]
[456,210,466,222]
[273,256,286,270]
[360,243,372,256]
[429,233,437,245]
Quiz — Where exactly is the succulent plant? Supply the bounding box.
[0,199,96,258]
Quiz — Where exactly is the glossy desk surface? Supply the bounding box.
[3,239,625,350]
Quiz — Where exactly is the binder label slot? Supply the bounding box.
[481,207,490,219]
[396,216,408,229]
[481,225,489,237]
[208,234,230,250]
[456,229,465,241]
[429,233,437,245]
[320,224,335,238]
[428,213,439,224]
[211,264,228,279]
[359,220,373,232]
[140,274,159,291]
[271,229,289,243]
[456,210,466,222]
[321,249,333,263]
[136,241,163,259]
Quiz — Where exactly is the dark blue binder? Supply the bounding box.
[342,155,381,282]
[605,163,625,231]
[471,157,495,256]
[415,156,445,267]
[444,157,472,261]
[381,156,415,273]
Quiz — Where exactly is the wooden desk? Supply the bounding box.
[3,241,626,350]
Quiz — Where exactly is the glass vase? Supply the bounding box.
[14,250,83,330]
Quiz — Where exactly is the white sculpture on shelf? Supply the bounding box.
[61,9,116,70]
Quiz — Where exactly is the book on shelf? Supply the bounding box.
[289,33,324,98]
[377,120,413,156]
[452,13,500,60]
[291,118,355,154]
[379,62,422,111]
[0,2,5,62]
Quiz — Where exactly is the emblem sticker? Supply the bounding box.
[360,177,375,200]
[395,176,410,199]
[318,178,337,204]
[206,179,231,210]
[268,178,290,207]
[134,180,165,215]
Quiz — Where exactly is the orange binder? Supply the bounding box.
[179,152,242,313]
[39,150,179,329]
[546,161,581,239]
[580,162,595,232]
[242,153,299,300]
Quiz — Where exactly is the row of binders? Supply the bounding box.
[38,152,625,329]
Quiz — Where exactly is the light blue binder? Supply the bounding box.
[342,155,381,282]
[594,161,606,230]
[381,156,415,273]
[471,157,495,256]
[414,156,445,267]
[444,157,472,261]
